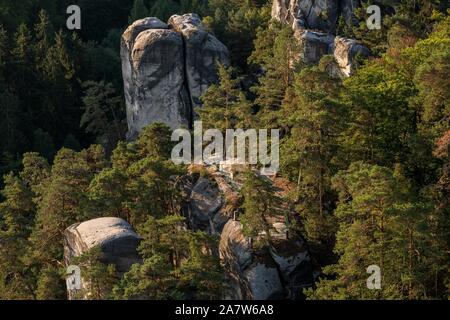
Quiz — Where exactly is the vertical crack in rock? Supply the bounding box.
[168,14,230,121]
[180,34,194,129]
[121,14,229,137]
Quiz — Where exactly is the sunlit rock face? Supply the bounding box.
[219,220,312,300]
[168,14,230,116]
[64,217,142,271]
[272,0,369,77]
[121,15,229,139]
[64,217,142,299]
[272,0,360,33]
[180,168,314,300]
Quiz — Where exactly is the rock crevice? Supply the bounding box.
[121,14,229,138]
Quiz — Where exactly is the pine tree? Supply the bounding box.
[26,146,107,297]
[249,24,300,127]
[150,0,178,22]
[13,24,33,65]
[87,168,129,221]
[178,231,228,299]
[34,10,53,73]
[71,248,118,300]
[240,171,280,243]
[0,173,35,299]
[126,157,185,226]
[32,128,55,161]
[35,266,65,300]
[0,25,9,72]
[20,152,50,195]
[339,61,416,166]
[113,215,226,299]
[129,0,150,24]
[80,80,126,152]
[135,123,174,160]
[0,90,25,156]
[280,65,343,246]
[199,64,253,131]
[307,162,434,299]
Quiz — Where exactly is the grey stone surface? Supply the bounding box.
[121,18,190,139]
[332,35,370,76]
[272,0,369,77]
[121,14,229,138]
[269,240,313,299]
[64,217,142,273]
[190,177,223,232]
[272,0,360,33]
[243,262,285,300]
[220,220,283,300]
[219,220,302,300]
[168,14,230,115]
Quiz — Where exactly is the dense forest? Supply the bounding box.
[0,0,449,300]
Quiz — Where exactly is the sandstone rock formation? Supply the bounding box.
[168,14,230,113]
[272,0,359,33]
[121,14,229,139]
[186,168,313,299]
[64,170,313,300]
[64,217,142,299]
[272,0,370,77]
[189,177,223,233]
[219,220,312,299]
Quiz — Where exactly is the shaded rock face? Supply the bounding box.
[181,169,314,300]
[64,217,142,299]
[169,14,230,114]
[272,0,369,77]
[185,168,239,236]
[189,177,223,233]
[219,220,312,300]
[121,14,229,139]
[64,217,142,272]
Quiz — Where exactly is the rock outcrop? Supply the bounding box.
[64,170,313,300]
[168,14,230,113]
[64,217,142,299]
[189,177,223,233]
[219,220,312,299]
[272,0,370,77]
[121,14,229,139]
[272,0,359,33]
[185,168,313,299]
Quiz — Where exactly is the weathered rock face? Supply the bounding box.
[121,18,190,139]
[168,14,230,114]
[64,217,142,271]
[184,168,313,300]
[186,167,240,235]
[219,220,312,300]
[219,220,282,300]
[272,0,359,33]
[333,36,370,76]
[64,171,313,300]
[189,177,223,233]
[121,14,229,139]
[64,217,142,298]
[272,0,369,77]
